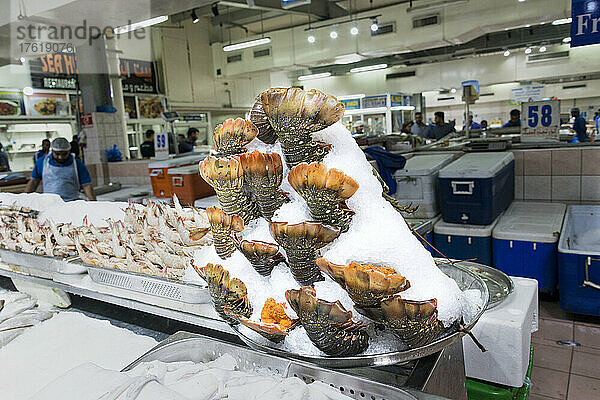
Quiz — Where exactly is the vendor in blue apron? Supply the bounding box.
[24,137,96,201]
[502,109,521,128]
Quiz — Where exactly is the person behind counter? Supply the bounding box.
[25,137,96,201]
[411,112,431,138]
[594,109,599,133]
[0,143,10,172]
[352,121,365,136]
[429,111,456,140]
[401,121,414,134]
[481,120,488,130]
[179,128,199,153]
[571,107,588,143]
[140,129,155,158]
[34,139,51,163]
[465,113,481,130]
[70,135,80,158]
[502,109,521,128]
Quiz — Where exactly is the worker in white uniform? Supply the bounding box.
[25,137,96,201]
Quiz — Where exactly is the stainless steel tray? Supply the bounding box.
[83,262,211,304]
[231,261,489,368]
[0,248,85,277]
[121,331,443,400]
[455,262,514,309]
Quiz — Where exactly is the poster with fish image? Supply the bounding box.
[0,90,25,116]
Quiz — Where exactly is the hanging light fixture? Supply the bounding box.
[524,47,533,54]
[191,10,199,24]
[563,37,571,43]
[350,25,359,35]
[539,45,547,52]
[503,50,511,56]
[330,28,338,39]
[370,19,379,32]
[307,34,316,43]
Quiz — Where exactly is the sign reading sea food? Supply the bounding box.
[521,100,560,142]
[29,53,158,93]
[571,0,600,47]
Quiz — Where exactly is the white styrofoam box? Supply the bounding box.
[434,214,502,237]
[493,201,566,243]
[463,276,538,387]
[393,153,455,218]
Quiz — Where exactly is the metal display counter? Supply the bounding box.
[0,260,470,400]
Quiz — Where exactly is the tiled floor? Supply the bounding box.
[530,300,600,399]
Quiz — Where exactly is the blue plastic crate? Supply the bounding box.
[558,205,600,316]
[433,215,501,266]
[438,152,514,225]
[493,202,566,294]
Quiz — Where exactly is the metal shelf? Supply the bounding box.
[0,266,232,334]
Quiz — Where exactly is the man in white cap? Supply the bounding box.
[352,120,365,136]
[25,137,96,201]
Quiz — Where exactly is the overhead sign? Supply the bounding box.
[510,85,546,104]
[390,94,413,107]
[340,98,361,110]
[29,53,158,93]
[362,95,387,109]
[571,0,600,47]
[521,100,560,142]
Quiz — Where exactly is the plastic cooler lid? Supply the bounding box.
[394,154,455,177]
[148,152,208,169]
[168,164,201,175]
[433,214,502,237]
[493,202,566,243]
[438,152,514,179]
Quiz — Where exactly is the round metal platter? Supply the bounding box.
[230,261,489,368]
[444,261,514,309]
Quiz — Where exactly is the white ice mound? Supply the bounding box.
[193,122,480,355]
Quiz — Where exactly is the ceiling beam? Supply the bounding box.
[213,0,347,24]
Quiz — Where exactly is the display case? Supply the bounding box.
[339,93,416,136]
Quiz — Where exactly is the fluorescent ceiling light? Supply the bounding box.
[114,15,168,34]
[552,18,572,25]
[350,63,388,73]
[298,72,331,81]
[450,87,457,93]
[407,0,468,13]
[390,105,416,110]
[336,93,366,100]
[563,37,571,43]
[334,53,366,64]
[223,37,271,52]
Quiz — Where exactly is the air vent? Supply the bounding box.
[437,96,455,101]
[227,54,242,63]
[254,48,271,58]
[413,15,439,29]
[562,84,587,89]
[386,71,416,79]
[371,22,395,36]
[527,51,569,63]
[479,93,495,97]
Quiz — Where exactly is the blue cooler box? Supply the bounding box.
[558,206,600,316]
[438,152,514,225]
[433,216,501,266]
[493,202,566,293]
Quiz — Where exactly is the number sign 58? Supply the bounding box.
[521,100,560,140]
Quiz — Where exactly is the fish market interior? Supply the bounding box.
[0,0,599,398]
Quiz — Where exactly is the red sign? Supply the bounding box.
[80,113,94,128]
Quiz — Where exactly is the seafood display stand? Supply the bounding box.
[0,88,496,400]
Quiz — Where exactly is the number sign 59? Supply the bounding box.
[521,100,560,141]
[154,132,169,160]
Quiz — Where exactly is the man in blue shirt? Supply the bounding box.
[465,113,481,130]
[0,143,10,172]
[33,139,50,164]
[571,107,588,143]
[594,110,599,132]
[24,137,96,201]
[502,109,521,128]
[178,128,199,153]
[411,112,431,138]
